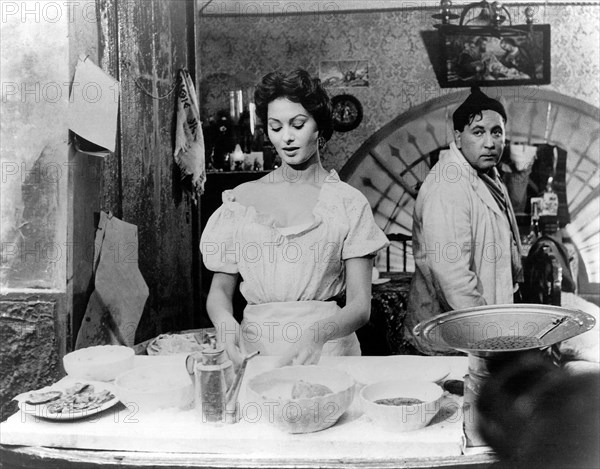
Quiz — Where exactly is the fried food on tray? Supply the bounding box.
[25,391,63,405]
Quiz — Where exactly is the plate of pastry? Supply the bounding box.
[16,381,119,421]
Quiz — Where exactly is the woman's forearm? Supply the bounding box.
[314,255,372,345]
[205,272,240,343]
[314,298,370,344]
[205,273,247,366]
[207,288,235,326]
[207,293,241,348]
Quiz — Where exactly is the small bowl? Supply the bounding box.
[114,364,194,412]
[246,365,355,434]
[359,380,444,432]
[63,345,134,382]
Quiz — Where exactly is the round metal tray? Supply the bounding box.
[413,303,596,354]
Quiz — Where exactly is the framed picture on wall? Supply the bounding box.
[319,60,369,88]
[438,25,551,88]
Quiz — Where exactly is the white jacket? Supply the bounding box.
[404,142,515,354]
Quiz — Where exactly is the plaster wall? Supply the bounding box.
[0,0,98,421]
[1,5,70,290]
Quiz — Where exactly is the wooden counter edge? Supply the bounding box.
[1,444,496,469]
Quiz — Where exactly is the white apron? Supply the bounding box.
[241,301,361,357]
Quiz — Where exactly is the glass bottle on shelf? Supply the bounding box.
[236,109,252,154]
[231,144,245,171]
[540,176,559,216]
[210,111,236,172]
[262,141,276,170]
[522,196,541,256]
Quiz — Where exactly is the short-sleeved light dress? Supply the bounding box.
[200,170,389,356]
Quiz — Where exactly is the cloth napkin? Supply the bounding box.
[174,69,206,200]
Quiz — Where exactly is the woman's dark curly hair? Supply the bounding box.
[254,69,333,142]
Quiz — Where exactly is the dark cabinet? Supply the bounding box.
[200,171,268,324]
[200,171,268,229]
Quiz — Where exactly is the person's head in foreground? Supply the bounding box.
[476,354,600,469]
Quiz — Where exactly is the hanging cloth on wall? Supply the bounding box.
[174,69,206,201]
[75,211,149,349]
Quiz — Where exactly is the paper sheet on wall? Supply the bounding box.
[68,56,119,153]
[76,212,149,349]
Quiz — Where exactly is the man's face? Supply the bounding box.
[455,110,506,172]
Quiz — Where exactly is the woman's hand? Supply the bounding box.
[206,272,245,368]
[277,257,372,366]
[278,326,326,366]
[219,321,246,369]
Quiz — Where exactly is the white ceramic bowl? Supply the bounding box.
[114,364,194,412]
[246,365,355,434]
[359,379,444,432]
[63,345,135,382]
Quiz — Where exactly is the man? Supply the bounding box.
[403,88,523,354]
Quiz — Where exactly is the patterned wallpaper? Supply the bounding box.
[197,5,600,171]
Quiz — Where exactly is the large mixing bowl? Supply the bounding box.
[63,345,134,382]
[246,365,355,434]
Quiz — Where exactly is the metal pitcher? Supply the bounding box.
[186,342,259,424]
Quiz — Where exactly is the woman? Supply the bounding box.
[200,69,388,366]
